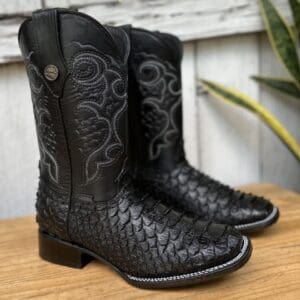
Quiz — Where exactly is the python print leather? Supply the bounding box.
[138,161,274,226]
[68,181,243,277]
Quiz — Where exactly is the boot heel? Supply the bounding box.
[39,231,94,268]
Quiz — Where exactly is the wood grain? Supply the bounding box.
[0,184,299,300]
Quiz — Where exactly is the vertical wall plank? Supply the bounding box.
[195,34,261,186]
[0,0,42,16]
[259,33,300,192]
[0,63,38,219]
[182,42,199,168]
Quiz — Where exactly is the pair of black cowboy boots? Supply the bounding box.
[19,8,279,289]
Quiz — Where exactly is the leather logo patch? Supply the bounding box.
[44,64,59,81]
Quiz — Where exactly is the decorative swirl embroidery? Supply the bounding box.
[135,53,181,160]
[25,52,59,183]
[69,44,127,184]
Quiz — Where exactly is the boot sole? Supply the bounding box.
[234,207,279,233]
[39,230,252,289]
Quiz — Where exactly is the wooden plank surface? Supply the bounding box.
[0,184,299,300]
[0,0,292,64]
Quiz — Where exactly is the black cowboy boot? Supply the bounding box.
[128,28,279,233]
[19,9,251,288]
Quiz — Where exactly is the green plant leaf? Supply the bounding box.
[259,0,300,84]
[289,0,300,40]
[252,75,300,99]
[200,79,300,162]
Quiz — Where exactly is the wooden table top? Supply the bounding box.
[0,184,299,300]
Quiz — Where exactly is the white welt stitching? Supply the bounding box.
[234,207,278,230]
[126,236,249,283]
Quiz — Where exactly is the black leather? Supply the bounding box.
[19,9,250,283]
[128,28,279,230]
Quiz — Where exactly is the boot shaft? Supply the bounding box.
[19,9,130,236]
[129,28,184,172]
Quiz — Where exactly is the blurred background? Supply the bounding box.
[0,0,299,219]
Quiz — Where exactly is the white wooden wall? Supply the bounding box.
[183,34,300,191]
[0,0,299,219]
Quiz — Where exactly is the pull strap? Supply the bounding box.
[32,9,68,98]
